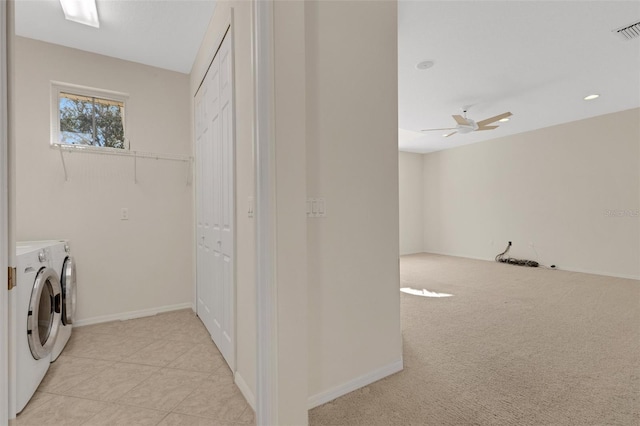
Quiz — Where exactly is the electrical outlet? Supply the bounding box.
[307,197,326,218]
[120,208,129,220]
[248,196,254,218]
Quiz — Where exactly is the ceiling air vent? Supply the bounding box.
[613,21,640,41]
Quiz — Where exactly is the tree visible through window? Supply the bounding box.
[58,92,126,148]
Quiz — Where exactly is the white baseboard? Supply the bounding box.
[308,357,403,409]
[421,251,640,281]
[74,303,194,327]
[553,266,639,281]
[234,371,256,411]
[419,250,492,263]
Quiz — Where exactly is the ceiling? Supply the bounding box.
[14,1,640,152]
[14,0,217,74]
[399,1,640,153]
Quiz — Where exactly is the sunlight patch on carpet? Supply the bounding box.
[400,287,453,298]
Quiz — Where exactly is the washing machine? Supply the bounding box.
[16,240,76,362]
[11,242,62,414]
[49,241,76,361]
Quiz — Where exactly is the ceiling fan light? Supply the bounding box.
[498,118,510,122]
[59,0,100,28]
[584,94,600,101]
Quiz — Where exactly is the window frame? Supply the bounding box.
[50,81,129,151]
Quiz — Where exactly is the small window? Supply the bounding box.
[51,82,128,149]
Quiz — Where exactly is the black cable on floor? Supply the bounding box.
[495,241,542,268]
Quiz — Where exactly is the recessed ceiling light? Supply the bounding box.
[416,60,435,70]
[60,0,100,28]
[584,94,600,101]
[499,118,510,122]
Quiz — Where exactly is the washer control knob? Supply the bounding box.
[64,244,70,253]
[38,251,47,262]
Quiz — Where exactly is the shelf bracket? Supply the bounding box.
[187,157,193,186]
[133,154,138,184]
[59,147,69,181]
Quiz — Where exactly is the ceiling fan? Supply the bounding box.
[421,108,512,138]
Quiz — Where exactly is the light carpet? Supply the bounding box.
[309,253,639,426]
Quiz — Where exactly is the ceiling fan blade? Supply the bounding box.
[452,115,468,125]
[444,131,457,138]
[420,127,457,132]
[476,125,498,131]
[476,112,512,127]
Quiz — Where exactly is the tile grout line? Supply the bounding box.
[76,401,114,426]
[154,410,173,426]
[38,359,117,396]
[35,390,124,407]
[105,363,168,409]
[52,349,225,398]
[105,366,218,413]
[55,365,162,403]
[165,370,216,415]
[169,367,249,423]
[18,391,108,426]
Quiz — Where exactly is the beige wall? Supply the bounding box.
[422,108,640,279]
[1,2,9,422]
[14,37,193,322]
[191,1,402,419]
[399,152,424,255]
[306,0,403,402]
[274,1,309,423]
[189,0,257,407]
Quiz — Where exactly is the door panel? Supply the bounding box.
[195,89,211,333]
[195,31,234,369]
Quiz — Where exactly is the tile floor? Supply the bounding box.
[12,309,255,426]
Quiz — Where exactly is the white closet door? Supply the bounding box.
[195,86,213,334]
[195,31,234,369]
[218,35,234,363]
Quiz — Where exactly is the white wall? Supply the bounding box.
[399,152,424,255]
[189,0,257,407]
[14,37,193,322]
[422,108,640,279]
[306,0,403,404]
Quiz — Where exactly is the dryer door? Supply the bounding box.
[27,267,62,360]
[61,256,76,325]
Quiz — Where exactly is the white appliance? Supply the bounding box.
[48,241,76,361]
[11,242,62,414]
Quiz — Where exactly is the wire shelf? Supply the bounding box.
[54,143,193,184]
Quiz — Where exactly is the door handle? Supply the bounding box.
[54,294,62,314]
